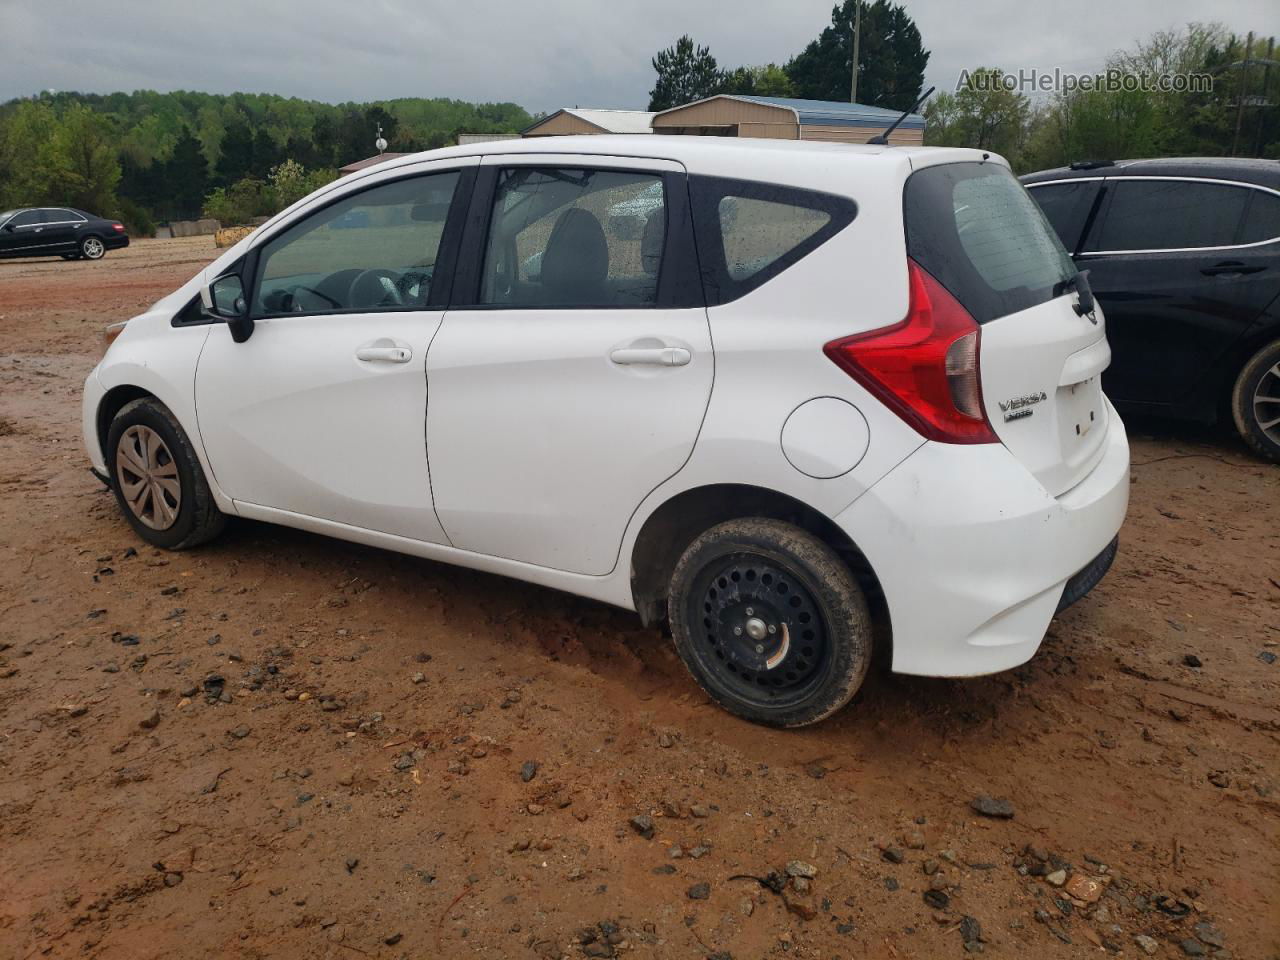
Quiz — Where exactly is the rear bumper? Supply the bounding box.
[835,401,1129,676]
[105,234,130,250]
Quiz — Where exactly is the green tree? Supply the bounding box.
[924,68,1030,159]
[215,117,255,185]
[202,177,270,225]
[786,0,929,109]
[648,35,723,111]
[268,159,335,210]
[717,64,796,98]
[43,104,121,213]
[166,126,207,219]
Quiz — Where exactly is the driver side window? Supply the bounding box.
[252,171,460,317]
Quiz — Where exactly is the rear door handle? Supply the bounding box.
[609,346,691,367]
[1201,261,1264,277]
[356,343,412,363]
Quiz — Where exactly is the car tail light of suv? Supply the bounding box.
[824,259,999,444]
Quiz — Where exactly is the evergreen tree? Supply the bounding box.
[215,117,255,185]
[166,125,207,219]
[648,36,723,111]
[786,1,929,109]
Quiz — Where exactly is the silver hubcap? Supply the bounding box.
[84,238,104,258]
[115,425,181,530]
[1255,362,1280,445]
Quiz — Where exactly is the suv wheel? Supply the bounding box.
[106,398,226,549]
[1231,338,1280,463]
[80,236,106,260]
[667,518,872,728]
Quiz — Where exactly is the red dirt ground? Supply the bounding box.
[1,238,1277,960]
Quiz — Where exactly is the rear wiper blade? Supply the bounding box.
[1055,269,1096,318]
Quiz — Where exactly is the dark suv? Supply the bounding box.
[0,207,129,261]
[1021,158,1280,462]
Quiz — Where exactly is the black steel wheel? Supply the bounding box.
[668,518,872,727]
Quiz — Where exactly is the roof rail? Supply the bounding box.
[1069,159,1115,170]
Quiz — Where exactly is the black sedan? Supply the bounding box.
[1021,158,1280,463]
[0,207,129,261]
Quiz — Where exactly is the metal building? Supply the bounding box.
[651,95,925,145]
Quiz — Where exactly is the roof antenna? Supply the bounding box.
[867,86,934,145]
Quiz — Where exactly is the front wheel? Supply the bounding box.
[106,398,226,549]
[79,236,106,260]
[667,518,872,728]
[1231,338,1280,463]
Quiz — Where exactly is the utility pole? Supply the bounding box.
[1255,37,1275,157]
[850,0,862,104]
[1232,32,1253,157]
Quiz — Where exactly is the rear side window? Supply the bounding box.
[1240,188,1280,245]
[1086,179,1249,251]
[690,176,856,306]
[480,168,666,308]
[1026,180,1101,253]
[905,163,1075,324]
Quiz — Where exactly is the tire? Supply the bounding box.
[106,398,226,550]
[1230,337,1280,463]
[79,235,106,260]
[667,518,872,728]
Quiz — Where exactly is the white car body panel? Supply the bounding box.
[83,135,1130,681]
[426,155,712,575]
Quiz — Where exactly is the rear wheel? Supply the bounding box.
[1231,338,1280,463]
[667,518,872,728]
[106,398,226,549]
[79,236,106,260]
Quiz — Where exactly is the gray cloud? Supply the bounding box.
[0,0,1272,113]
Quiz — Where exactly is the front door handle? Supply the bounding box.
[609,346,692,367]
[355,343,412,363]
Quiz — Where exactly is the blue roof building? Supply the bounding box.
[651,94,925,145]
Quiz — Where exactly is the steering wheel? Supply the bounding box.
[286,285,341,311]
[348,269,405,309]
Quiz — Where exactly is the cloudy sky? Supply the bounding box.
[0,0,1272,113]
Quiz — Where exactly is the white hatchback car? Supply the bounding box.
[83,136,1129,727]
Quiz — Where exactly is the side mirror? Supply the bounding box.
[207,273,254,343]
[2,224,14,232]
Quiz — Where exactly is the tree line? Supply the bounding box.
[925,26,1278,171]
[0,91,533,233]
[649,14,1276,170]
[648,1,930,112]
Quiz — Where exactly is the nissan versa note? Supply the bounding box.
[82,137,1130,727]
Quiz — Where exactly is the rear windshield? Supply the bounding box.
[905,163,1075,324]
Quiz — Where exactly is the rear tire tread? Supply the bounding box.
[667,518,872,728]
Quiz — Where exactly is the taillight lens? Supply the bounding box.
[112,223,125,233]
[824,260,998,444]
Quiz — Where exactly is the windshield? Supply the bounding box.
[905,163,1076,324]
[0,210,15,227]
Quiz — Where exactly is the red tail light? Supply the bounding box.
[824,259,998,444]
[112,223,125,232]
